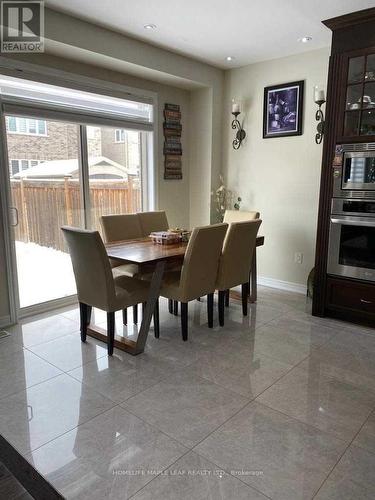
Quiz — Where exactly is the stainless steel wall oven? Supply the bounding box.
[328,199,375,282]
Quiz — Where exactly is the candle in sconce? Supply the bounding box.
[232,101,240,113]
[314,88,325,103]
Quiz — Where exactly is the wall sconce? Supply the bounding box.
[314,85,326,144]
[231,100,246,149]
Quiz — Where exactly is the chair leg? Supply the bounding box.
[218,291,225,327]
[133,304,138,324]
[154,298,160,339]
[142,302,146,315]
[107,311,115,356]
[122,308,127,326]
[242,283,248,316]
[79,303,88,342]
[225,289,230,307]
[173,300,178,316]
[168,299,173,314]
[181,302,188,341]
[207,293,214,328]
[87,305,92,325]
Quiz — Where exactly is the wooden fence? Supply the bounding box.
[11,178,141,252]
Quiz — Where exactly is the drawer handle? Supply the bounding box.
[360,299,372,305]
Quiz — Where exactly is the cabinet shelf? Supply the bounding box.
[342,53,375,137]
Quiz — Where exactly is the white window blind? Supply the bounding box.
[0,75,153,130]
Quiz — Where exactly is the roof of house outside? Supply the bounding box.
[14,156,132,179]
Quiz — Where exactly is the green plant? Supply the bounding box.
[212,176,242,221]
[212,175,228,222]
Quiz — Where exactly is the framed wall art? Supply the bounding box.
[263,80,304,138]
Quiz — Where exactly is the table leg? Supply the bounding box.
[249,249,257,303]
[87,260,165,355]
[134,260,165,353]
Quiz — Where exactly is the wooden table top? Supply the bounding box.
[106,235,265,265]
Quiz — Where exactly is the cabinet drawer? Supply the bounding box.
[326,278,375,313]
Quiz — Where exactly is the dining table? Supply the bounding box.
[86,235,265,355]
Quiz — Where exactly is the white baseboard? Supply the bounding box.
[0,315,11,328]
[258,276,306,295]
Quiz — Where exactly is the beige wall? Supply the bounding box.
[189,88,213,227]
[222,47,330,289]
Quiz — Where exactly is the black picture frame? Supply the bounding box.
[263,80,304,138]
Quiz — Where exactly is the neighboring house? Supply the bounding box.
[6,117,141,178]
[13,157,130,180]
[101,128,141,175]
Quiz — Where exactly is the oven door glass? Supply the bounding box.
[342,155,375,190]
[339,224,375,269]
[328,217,375,281]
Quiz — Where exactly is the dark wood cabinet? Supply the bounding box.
[313,8,375,327]
[340,49,375,141]
[326,277,375,325]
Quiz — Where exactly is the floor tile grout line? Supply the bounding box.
[25,401,191,500]
[23,402,122,457]
[311,406,375,499]
[188,449,274,500]
[0,372,64,403]
[14,400,119,460]
[23,343,108,376]
[118,373,254,447]
[126,448,193,500]
[6,331,78,350]
[64,359,182,406]
[251,400,350,446]
[188,340,313,401]
[186,377,349,467]
[191,398,350,500]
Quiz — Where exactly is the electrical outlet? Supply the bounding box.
[294,252,303,264]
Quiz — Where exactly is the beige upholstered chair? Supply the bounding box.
[159,223,228,340]
[138,211,169,237]
[223,210,260,223]
[101,213,143,242]
[61,226,151,355]
[100,213,144,326]
[222,210,260,307]
[216,219,262,326]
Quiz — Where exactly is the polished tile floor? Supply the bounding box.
[1,287,375,499]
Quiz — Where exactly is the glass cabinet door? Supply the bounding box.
[344,53,375,137]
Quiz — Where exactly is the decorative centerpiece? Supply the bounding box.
[150,228,191,245]
[150,231,181,245]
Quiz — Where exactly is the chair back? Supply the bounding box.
[223,209,260,223]
[100,213,143,243]
[61,226,116,310]
[138,211,169,237]
[179,223,228,301]
[216,219,262,290]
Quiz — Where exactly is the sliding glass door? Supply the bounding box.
[3,117,149,313]
[85,125,143,233]
[0,73,154,317]
[5,116,83,308]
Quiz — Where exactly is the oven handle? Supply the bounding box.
[331,217,375,227]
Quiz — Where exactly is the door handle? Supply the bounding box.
[9,207,19,227]
[331,218,375,227]
[360,299,372,305]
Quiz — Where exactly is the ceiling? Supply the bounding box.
[46,0,375,68]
